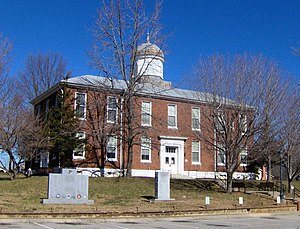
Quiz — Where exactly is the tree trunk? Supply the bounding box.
[100,143,106,177]
[226,172,233,193]
[288,176,292,193]
[126,96,134,177]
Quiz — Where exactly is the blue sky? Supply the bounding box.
[1,0,300,86]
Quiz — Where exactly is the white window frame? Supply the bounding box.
[74,92,87,120]
[240,148,248,166]
[45,100,50,113]
[73,132,85,159]
[141,136,151,162]
[191,107,200,131]
[55,94,59,108]
[141,101,152,126]
[168,104,177,128]
[37,104,41,117]
[216,111,225,133]
[107,96,118,123]
[192,140,201,164]
[217,144,226,166]
[106,136,117,161]
[240,113,247,135]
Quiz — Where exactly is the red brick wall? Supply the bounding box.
[34,85,253,174]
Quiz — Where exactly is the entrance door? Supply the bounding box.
[163,146,178,174]
[160,137,186,175]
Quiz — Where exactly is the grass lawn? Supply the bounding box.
[0,174,287,213]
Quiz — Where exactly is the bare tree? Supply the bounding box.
[18,53,67,102]
[0,34,12,102]
[280,90,300,192]
[190,54,287,192]
[0,81,32,179]
[90,0,163,177]
[84,90,120,175]
[0,34,12,79]
[17,112,50,170]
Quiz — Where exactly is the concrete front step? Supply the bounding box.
[171,174,195,180]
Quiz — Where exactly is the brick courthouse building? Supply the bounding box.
[31,40,251,178]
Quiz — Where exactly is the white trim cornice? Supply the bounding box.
[159,136,188,141]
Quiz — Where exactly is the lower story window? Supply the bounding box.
[141,136,151,162]
[192,141,200,164]
[217,144,226,166]
[107,136,117,161]
[73,132,85,159]
[240,148,248,166]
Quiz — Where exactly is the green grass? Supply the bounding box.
[0,173,288,213]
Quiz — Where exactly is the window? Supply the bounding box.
[141,101,152,126]
[73,132,85,159]
[141,136,151,162]
[240,148,248,166]
[165,146,177,165]
[37,104,41,117]
[192,141,201,164]
[240,114,247,135]
[45,100,50,113]
[106,136,117,161]
[217,144,226,166]
[192,107,200,130]
[216,111,225,133]
[168,104,177,128]
[55,94,58,108]
[107,96,117,123]
[75,92,87,119]
[44,100,50,121]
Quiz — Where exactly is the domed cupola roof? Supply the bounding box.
[135,34,165,80]
[136,36,164,59]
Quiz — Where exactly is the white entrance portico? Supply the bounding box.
[159,136,187,175]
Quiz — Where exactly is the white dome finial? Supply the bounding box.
[146,32,150,43]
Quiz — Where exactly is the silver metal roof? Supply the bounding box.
[64,75,213,103]
[32,75,241,107]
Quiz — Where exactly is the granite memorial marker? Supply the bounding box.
[155,171,173,201]
[42,169,94,204]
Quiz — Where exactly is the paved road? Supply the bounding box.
[1,212,300,228]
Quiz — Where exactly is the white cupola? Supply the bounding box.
[135,35,164,80]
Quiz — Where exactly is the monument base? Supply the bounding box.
[155,198,175,202]
[42,199,94,205]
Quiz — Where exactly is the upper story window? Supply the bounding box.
[168,104,177,128]
[37,104,41,117]
[73,132,85,159]
[215,111,225,133]
[192,140,201,164]
[141,101,152,126]
[192,107,200,131]
[44,100,50,121]
[106,136,117,161]
[239,114,247,135]
[55,94,60,108]
[107,96,117,123]
[45,100,50,113]
[240,148,248,166]
[75,92,87,119]
[217,144,226,166]
[141,136,151,162]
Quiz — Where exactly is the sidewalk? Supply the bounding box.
[0,205,296,219]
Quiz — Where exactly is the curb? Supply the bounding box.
[0,205,297,219]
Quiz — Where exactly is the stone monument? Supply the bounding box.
[42,168,94,204]
[155,171,173,201]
